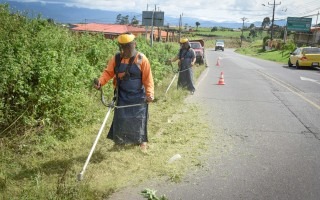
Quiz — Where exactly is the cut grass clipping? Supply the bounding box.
[141,188,168,200]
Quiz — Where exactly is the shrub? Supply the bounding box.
[0,4,115,137]
[0,4,179,137]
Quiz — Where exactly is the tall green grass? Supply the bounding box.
[0,4,213,199]
[235,39,295,63]
[1,65,212,199]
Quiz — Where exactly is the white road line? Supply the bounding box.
[258,70,320,110]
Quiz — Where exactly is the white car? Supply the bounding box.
[215,41,224,51]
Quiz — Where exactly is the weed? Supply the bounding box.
[141,188,168,200]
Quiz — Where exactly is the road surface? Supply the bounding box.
[109,48,320,200]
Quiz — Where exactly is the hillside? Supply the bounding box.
[1,0,287,28]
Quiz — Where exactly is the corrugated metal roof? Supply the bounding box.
[71,23,147,34]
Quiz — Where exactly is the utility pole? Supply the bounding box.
[178,13,183,42]
[315,10,319,44]
[240,17,247,47]
[150,4,157,47]
[268,0,281,40]
[145,4,148,40]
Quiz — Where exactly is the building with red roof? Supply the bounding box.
[71,23,176,42]
[71,23,148,39]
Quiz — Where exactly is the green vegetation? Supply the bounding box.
[0,3,178,137]
[141,188,168,200]
[1,4,211,199]
[185,26,295,63]
[1,3,300,199]
[235,39,297,63]
[181,26,270,49]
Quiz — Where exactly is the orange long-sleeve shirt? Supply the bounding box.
[99,53,154,98]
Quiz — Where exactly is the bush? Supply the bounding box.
[283,40,296,52]
[0,4,179,137]
[262,36,271,50]
[0,4,116,137]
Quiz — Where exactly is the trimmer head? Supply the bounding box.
[77,172,84,181]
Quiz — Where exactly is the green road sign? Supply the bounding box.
[287,17,312,32]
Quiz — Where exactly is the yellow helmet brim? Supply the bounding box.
[118,33,135,44]
[180,38,189,43]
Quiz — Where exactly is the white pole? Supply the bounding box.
[77,106,113,181]
[165,74,177,95]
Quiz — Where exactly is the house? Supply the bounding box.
[70,23,176,42]
[293,26,320,46]
[153,28,177,42]
[70,23,148,39]
[311,26,320,45]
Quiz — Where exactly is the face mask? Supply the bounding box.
[119,42,136,58]
[180,43,189,49]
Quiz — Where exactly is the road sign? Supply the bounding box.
[142,11,164,27]
[286,17,312,32]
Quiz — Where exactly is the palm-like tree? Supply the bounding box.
[195,22,200,30]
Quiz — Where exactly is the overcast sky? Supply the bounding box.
[3,0,320,24]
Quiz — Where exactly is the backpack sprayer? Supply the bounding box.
[77,79,115,181]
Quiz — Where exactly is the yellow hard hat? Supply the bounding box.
[180,38,189,43]
[118,33,135,44]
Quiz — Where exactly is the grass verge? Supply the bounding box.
[0,64,211,200]
[235,40,291,63]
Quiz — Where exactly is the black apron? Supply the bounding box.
[107,53,148,144]
[177,48,195,92]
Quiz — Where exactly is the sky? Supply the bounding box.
[2,0,320,24]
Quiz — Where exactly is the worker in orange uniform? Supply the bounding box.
[94,33,154,151]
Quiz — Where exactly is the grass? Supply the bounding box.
[235,39,291,63]
[0,64,211,199]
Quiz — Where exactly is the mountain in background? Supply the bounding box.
[1,1,286,29]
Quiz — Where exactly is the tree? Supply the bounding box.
[47,18,55,24]
[249,23,255,29]
[195,21,200,30]
[116,14,122,24]
[120,15,129,24]
[249,29,257,38]
[131,16,139,25]
[211,27,218,32]
[261,17,270,29]
[116,14,130,24]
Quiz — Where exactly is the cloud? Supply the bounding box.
[3,0,320,23]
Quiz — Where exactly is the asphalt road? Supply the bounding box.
[109,49,320,200]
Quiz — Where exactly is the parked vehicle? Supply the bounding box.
[215,40,224,51]
[288,47,320,69]
[189,40,205,65]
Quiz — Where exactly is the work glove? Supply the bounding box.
[93,78,101,90]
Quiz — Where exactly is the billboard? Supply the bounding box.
[286,17,312,32]
[142,11,164,27]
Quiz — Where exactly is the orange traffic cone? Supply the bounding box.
[217,72,225,85]
[216,58,220,66]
